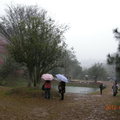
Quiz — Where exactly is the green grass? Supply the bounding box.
[0,76,28,88]
[4,86,59,100]
[5,87,41,97]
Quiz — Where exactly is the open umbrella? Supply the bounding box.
[97,81,103,84]
[41,74,54,81]
[55,74,68,83]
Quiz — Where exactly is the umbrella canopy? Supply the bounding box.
[97,81,103,85]
[41,74,54,81]
[56,74,68,83]
[97,81,102,83]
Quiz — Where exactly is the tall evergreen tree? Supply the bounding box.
[107,28,120,82]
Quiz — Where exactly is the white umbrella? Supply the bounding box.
[55,74,68,83]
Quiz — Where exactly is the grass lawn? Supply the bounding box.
[0,80,120,120]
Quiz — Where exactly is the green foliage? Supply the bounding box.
[50,48,82,79]
[0,76,28,87]
[107,54,115,64]
[107,28,120,82]
[63,49,82,79]
[0,56,21,79]
[0,5,67,87]
[87,63,108,82]
[0,80,7,86]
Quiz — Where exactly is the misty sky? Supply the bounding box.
[0,0,120,67]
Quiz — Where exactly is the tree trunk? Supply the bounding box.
[94,76,97,83]
[115,66,120,82]
[36,67,40,84]
[33,66,37,87]
[28,81,32,87]
[33,79,37,87]
[28,70,33,87]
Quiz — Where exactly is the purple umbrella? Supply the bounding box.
[56,74,68,83]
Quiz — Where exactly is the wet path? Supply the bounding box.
[0,81,120,120]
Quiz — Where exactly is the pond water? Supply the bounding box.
[53,86,99,94]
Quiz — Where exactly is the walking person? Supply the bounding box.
[58,81,66,100]
[99,83,103,95]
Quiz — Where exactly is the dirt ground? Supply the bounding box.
[0,81,120,120]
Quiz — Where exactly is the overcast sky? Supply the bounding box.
[0,0,120,67]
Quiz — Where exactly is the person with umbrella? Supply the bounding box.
[56,74,68,100]
[58,81,66,100]
[41,74,53,99]
[44,80,51,99]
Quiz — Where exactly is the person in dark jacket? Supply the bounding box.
[112,81,119,96]
[43,80,51,99]
[58,81,66,100]
[99,83,103,95]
